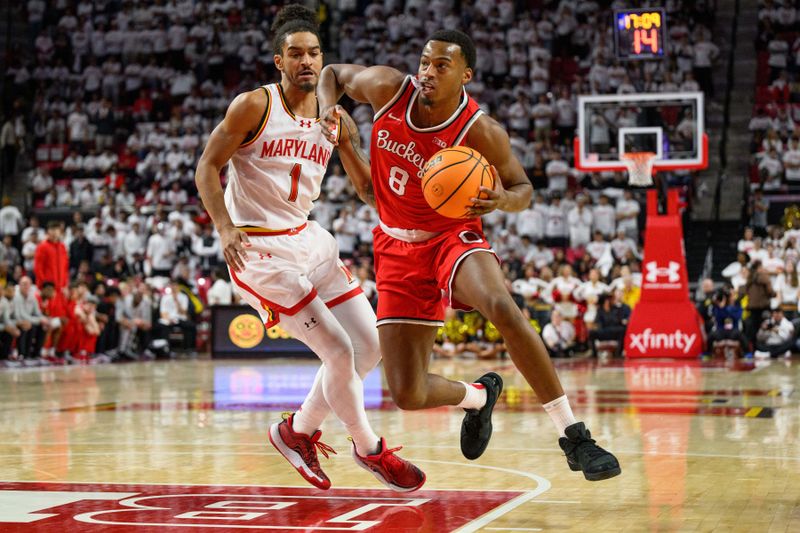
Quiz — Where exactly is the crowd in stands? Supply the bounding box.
[696,225,800,359]
[751,1,800,194]
[0,0,726,364]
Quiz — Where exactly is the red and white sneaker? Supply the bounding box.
[351,437,426,492]
[269,412,336,490]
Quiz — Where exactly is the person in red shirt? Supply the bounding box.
[39,281,67,363]
[57,283,81,357]
[34,221,69,292]
[318,29,619,481]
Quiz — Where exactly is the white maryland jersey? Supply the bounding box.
[225,83,336,229]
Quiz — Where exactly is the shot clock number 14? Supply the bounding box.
[614,8,667,60]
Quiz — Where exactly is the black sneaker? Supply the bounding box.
[559,422,621,481]
[460,372,503,460]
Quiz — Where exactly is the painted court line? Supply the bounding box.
[1,443,799,462]
[405,460,550,533]
[483,527,542,531]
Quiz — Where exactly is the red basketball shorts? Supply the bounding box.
[372,220,497,327]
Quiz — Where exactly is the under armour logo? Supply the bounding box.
[299,120,312,128]
[644,261,680,283]
[387,113,402,121]
[304,317,318,329]
[433,137,447,148]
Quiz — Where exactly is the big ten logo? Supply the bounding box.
[69,494,431,529]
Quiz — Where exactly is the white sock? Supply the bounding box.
[350,427,381,457]
[542,395,578,437]
[456,381,487,410]
[291,367,330,436]
[291,406,324,437]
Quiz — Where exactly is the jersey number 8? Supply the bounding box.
[388,166,409,196]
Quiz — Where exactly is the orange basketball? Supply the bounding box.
[421,147,493,219]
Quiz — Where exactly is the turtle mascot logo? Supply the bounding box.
[228,314,265,349]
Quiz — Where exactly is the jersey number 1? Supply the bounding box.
[288,163,301,202]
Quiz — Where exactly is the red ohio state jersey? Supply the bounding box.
[370,76,484,233]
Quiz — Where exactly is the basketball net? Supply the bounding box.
[621,152,656,187]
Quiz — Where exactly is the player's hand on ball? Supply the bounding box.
[320,105,343,145]
[467,166,508,217]
[219,225,251,273]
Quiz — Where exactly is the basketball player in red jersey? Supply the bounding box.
[194,5,424,492]
[319,30,620,480]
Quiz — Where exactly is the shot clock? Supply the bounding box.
[614,8,667,60]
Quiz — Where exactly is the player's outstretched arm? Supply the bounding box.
[195,89,264,272]
[334,106,376,208]
[464,115,533,217]
[318,64,405,144]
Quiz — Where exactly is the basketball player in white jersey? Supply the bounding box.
[194,5,424,492]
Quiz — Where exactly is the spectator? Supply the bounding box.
[0,197,23,247]
[13,276,50,361]
[38,281,67,363]
[708,286,747,355]
[157,281,196,355]
[117,285,153,359]
[541,309,576,358]
[207,267,233,306]
[615,189,640,240]
[545,151,570,192]
[592,194,616,238]
[34,221,69,291]
[146,223,176,277]
[743,261,775,348]
[589,292,630,358]
[544,194,568,248]
[754,307,795,358]
[567,194,593,249]
[66,102,90,151]
[74,293,102,361]
[0,282,21,362]
[68,225,93,275]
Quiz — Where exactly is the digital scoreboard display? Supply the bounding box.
[614,8,667,60]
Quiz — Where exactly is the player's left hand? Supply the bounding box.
[467,166,509,217]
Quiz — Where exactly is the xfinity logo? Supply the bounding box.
[629,328,697,354]
[644,261,681,284]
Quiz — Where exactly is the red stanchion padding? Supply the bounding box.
[625,189,705,358]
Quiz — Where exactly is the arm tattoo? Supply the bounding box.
[341,113,375,206]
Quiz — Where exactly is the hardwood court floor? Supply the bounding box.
[0,356,798,532]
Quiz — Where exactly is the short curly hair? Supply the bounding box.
[271,4,321,55]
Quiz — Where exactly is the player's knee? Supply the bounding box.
[479,294,521,328]
[320,335,355,366]
[391,387,428,410]
[353,337,381,377]
[385,374,427,410]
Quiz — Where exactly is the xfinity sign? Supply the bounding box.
[628,328,697,355]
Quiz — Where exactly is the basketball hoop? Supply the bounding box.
[621,152,656,187]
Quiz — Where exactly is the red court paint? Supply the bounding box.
[0,481,522,532]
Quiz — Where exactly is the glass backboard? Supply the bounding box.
[574,92,707,174]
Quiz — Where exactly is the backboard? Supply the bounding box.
[574,92,707,176]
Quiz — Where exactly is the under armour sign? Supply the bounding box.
[644,260,681,285]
